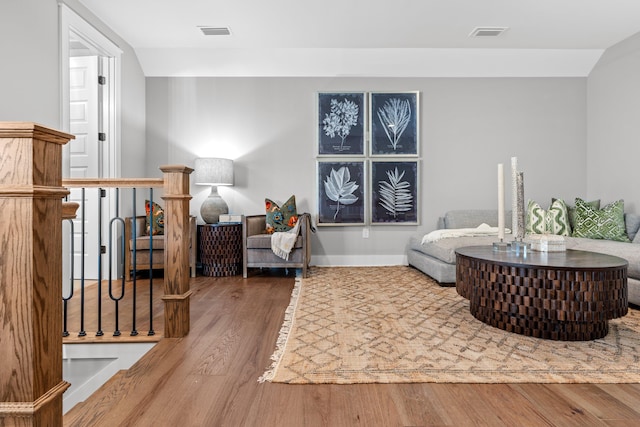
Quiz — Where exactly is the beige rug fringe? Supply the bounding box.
[258,275,302,383]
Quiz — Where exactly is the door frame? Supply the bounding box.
[60,4,123,279]
[60,4,122,180]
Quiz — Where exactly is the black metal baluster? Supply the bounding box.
[148,188,155,336]
[78,188,86,337]
[109,217,126,337]
[96,188,104,337]
[108,188,125,337]
[131,188,138,336]
[62,218,75,337]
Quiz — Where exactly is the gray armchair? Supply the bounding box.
[242,214,311,278]
[124,215,197,280]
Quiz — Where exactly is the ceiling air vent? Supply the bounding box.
[469,27,508,37]
[199,27,231,36]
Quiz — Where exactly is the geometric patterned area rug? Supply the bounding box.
[259,266,640,384]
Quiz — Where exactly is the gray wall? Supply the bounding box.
[0,0,147,179]
[146,77,587,265]
[587,32,640,214]
[0,0,60,127]
[6,0,634,265]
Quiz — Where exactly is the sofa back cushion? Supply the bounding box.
[625,213,640,242]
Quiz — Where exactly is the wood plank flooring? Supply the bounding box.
[63,271,640,427]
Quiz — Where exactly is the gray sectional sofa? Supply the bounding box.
[407,209,640,306]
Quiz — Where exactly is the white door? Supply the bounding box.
[69,56,101,280]
[62,7,122,286]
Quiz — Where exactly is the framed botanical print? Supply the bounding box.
[317,160,366,226]
[370,160,419,225]
[317,92,366,156]
[369,91,419,156]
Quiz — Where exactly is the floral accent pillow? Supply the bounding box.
[265,195,298,234]
[145,200,164,235]
[526,198,571,236]
[572,198,630,242]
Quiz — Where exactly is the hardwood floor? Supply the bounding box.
[63,277,165,342]
[64,272,640,427]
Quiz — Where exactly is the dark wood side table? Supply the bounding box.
[455,246,628,341]
[199,223,243,277]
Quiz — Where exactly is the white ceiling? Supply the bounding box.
[78,0,640,77]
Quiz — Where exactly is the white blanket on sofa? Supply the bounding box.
[271,219,302,260]
[421,223,510,244]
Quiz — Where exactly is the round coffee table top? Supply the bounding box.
[455,245,628,270]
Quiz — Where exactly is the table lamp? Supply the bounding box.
[194,157,234,223]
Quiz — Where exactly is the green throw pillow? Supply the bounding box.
[572,198,630,242]
[526,199,571,236]
[265,195,298,234]
[145,200,164,235]
[562,198,600,229]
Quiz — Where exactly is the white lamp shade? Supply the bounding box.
[194,158,234,186]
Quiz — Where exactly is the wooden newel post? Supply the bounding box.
[0,122,74,426]
[160,165,193,338]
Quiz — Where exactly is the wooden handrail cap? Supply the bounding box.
[159,165,194,174]
[62,202,80,219]
[0,121,74,143]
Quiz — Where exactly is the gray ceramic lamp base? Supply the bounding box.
[201,186,228,224]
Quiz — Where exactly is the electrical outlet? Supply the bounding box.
[362,228,369,238]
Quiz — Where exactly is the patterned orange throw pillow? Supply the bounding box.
[265,195,298,234]
[145,200,164,235]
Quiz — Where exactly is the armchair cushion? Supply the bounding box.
[131,250,164,266]
[246,234,303,249]
[130,235,165,250]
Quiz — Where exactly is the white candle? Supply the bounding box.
[498,163,505,241]
[511,156,518,237]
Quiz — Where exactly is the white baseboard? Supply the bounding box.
[311,254,408,267]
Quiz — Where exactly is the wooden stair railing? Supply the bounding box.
[1,122,74,426]
[0,122,193,426]
[62,170,194,340]
[158,165,194,337]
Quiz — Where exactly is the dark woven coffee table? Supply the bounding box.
[455,246,628,341]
